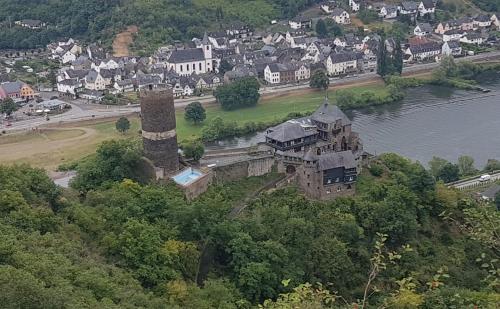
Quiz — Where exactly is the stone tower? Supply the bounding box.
[140,87,179,175]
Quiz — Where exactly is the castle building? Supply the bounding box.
[265,99,363,200]
[140,87,179,176]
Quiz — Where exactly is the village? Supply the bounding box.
[0,0,500,120]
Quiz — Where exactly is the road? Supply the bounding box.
[3,50,500,133]
[448,171,500,190]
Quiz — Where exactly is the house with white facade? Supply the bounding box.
[474,14,492,28]
[405,42,441,61]
[418,0,435,16]
[460,32,484,45]
[399,1,418,16]
[331,8,351,24]
[443,29,465,42]
[57,79,81,98]
[113,79,134,93]
[414,23,433,37]
[441,41,462,56]
[321,3,336,13]
[84,70,106,91]
[325,52,359,76]
[289,17,312,29]
[379,5,398,19]
[349,0,361,12]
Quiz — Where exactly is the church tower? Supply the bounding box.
[202,32,213,71]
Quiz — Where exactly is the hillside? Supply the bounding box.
[0,140,499,308]
[0,0,322,51]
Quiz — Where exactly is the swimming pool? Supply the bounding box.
[172,167,204,186]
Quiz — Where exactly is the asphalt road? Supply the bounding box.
[3,50,500,133]
[449,171,500,190]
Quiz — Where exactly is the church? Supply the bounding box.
[166,33,213,76]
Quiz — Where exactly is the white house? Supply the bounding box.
[474,15,492,28]
[264,64,286,84]
[334,37,347,47]
[288,17,312,29]
[399,1,418,16]
[166,34,213,76]
[331,8,351,24]
[405,42,441,61]
[414,23,433,37]
[442,41,462,57]
[325,52,359,76]
[57,79,81,98]
[460,32,484,45]
[379,5,398,19]
[418,0,435,16]
[84,70,106,91]
[443,29,465,42]
[349,0,361,12]
[295,63,311,81]
[321,3,336,13]
[113,79,134,93]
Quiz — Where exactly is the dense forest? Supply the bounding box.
[0,0,324,50]
[1,139,499,308]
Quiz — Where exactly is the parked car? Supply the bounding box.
[479,174,491,182]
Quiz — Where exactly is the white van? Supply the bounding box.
[479,174,491,182]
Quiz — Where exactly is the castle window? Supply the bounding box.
[206,46,209,50]
[180,65,183,72]
[199,62,202,70]
[337,187,341,192]
[193,63,196,70]
[307,183,310,187]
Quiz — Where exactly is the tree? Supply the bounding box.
[484,159,500,172]
[457,155,476,176]
[437,162,460,183]
[495,191,500,210]
[377,37,388,77]
[71,140,142,192]
[115,117,130,134]
[215,77,260,110]
[182,140,205,161]
[218,59,233,76]
[0,98,18,116]
[393,39,403,74]
[428,156,448,178]
[315,19,328,38]
[309,70,329,90]
[184,102,206,124]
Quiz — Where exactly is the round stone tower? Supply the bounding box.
[140,87,179,175]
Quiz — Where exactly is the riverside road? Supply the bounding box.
[3,50,500,133]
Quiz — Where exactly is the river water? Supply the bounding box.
[206,73,500,168]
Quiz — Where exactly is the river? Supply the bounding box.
[206,73,500,168]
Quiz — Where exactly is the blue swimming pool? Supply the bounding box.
[172,168,203,185]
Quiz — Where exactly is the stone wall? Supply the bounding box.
[214,156,275,183]
[183,172,213,200]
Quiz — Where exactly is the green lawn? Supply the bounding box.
[176,84,388,141]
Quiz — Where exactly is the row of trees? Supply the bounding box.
[429,155,500,183]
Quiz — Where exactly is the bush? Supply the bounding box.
[182,140,205,161]
[369,164,384,177]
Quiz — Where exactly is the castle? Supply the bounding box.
[139,88,364,201]
[265,98,363,200]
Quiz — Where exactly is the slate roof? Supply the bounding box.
[0,81,24,94]
[317,151,357,171]
[59,79,80,86]
[401,1,418,11]
[475,14,490,22]
[445,41,461,49]
[408,41,442,54]
[416,23,433,33]
[85,70,100,83]
[331,8,348,16]
[266,120,317,142]
[168,48,205,63]
[311,99,351,125]
[444,29,464,35]
[328,51,358,63]
[420,0,435,9]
